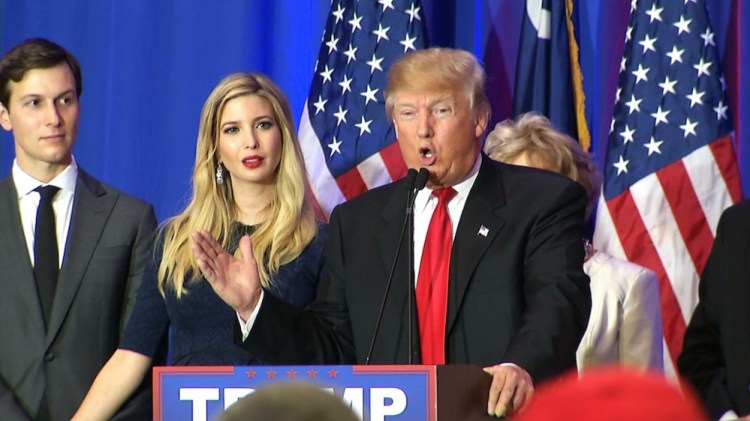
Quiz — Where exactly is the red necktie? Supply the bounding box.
[416,187,456,365]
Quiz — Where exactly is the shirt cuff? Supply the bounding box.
[719,410,739,420]
[237,290,264,341]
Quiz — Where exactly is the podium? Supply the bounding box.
[153,364,493,421]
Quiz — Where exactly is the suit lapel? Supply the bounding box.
[0,177,47,335]
[47,170,115,343]
[447,157,507,333]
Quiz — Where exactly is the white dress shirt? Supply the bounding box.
[412,155,480,283]
[13,158,78,268]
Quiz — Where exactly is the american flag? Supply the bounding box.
[593,0,743,377]
[299,0,428,217]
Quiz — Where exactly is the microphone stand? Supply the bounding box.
[408,168,429,364]
[365,169,417,365]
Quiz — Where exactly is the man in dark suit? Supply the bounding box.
[678,199,750,420]
[0,38,156,420]
[193,47,591,418]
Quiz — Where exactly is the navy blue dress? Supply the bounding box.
[120,223,327,365]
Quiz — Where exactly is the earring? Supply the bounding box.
[216,164,224,185]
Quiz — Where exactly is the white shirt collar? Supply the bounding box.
[13,157,79,199]
[448,153,481,199]
[414,153,482,211]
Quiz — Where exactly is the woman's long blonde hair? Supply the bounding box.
[158,73,317,297]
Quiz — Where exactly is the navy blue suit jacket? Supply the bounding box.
[242,155,591,383]
[679,199,750,419]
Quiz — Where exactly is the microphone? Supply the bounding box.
[365,168,419,365]
[414,167,429,190]
[407,167,429,363]
[403,167,419,190]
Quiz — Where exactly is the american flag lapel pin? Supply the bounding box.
[478,225,489,237]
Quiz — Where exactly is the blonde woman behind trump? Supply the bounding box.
[485,112,663,373]
[73,73,326,420]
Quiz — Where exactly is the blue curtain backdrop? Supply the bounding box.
[1,0,748,222]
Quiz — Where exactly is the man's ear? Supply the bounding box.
[0,104,12,132]
[474,103,490,138]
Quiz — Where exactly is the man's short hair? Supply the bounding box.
[384,47,489,120]
[0,38,82,107]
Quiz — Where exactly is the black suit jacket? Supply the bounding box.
[678,199,750,419]
[243,156,591,382]
[0,169,157,420]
